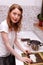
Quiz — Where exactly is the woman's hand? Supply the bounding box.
[23,49,32,55]
[21,57,32,63]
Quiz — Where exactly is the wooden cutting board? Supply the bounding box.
[22,52,43,65]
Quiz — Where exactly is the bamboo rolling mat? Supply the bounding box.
[22,52,43,65]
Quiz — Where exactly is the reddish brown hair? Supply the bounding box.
[7,4,23,32]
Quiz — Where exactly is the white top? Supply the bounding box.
[0,20,15,57]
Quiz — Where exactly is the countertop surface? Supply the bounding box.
[15,31,43,65]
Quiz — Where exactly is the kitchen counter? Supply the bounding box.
[15,31,43,65]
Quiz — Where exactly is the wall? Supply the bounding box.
[0,0,35,6]
[0,0,42,6]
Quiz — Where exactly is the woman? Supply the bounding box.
[0,4,32,65]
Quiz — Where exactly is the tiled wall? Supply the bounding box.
[0,5,41,31]
[22,6,41,31]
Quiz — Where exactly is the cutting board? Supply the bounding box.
[22,52,43,65]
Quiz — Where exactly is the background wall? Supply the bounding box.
[0,0,42,6]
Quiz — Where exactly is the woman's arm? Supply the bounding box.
[1,32,23,60]
[14,33,31,54]
[1,32,32,63]
[14,33,25,53]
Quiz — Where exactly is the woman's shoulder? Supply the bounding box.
[0,20,7,25]
[0,20,8,27]
[0,20,9,33]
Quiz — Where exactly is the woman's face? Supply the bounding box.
[10,8,22,23]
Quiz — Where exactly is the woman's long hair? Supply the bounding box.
[7,4,23,32]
